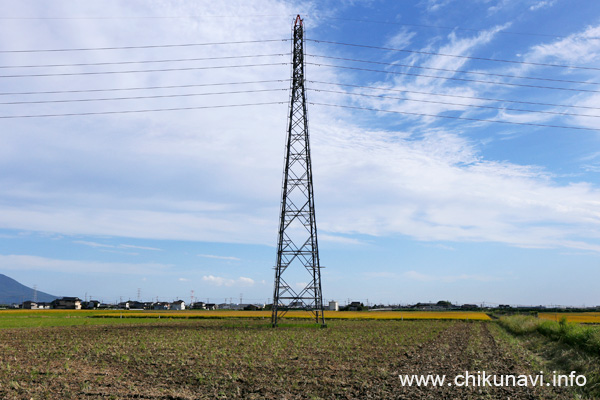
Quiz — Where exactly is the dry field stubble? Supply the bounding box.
[92,310,491,321]
[0,317,583,399]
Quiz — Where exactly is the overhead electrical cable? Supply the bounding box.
[307,39,600,71]
[308,80,600,111]
[0,102,286,119]
[0,14,295,20]
[307,88,600,118]
[0,39,289,53]
[0,53,287,69]
[306,63,600,93]
[0,79,290,96]
[306,54,600,86]
[0,63,287,78]
[309,102,600,132]
[0,88,288,105]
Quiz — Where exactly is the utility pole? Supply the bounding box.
[272,15,325,327]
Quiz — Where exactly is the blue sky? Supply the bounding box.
[1,0,599,306]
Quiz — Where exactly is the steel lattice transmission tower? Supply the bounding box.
[272,15,325,327]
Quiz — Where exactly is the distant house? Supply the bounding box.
[51,297,82,310]
[81,300,100,309]
[289,301,304,309]
[222,303,244,310]
[171,300,185,310]
[190,302,206,310]
[129,301,145,310]
[117,301,130,310]
[414,302,439,310]
[37,302,51,309]
[22,301,38,309]
[243,304,261,311]
[205,303,217,310]
[348,301,363,311]
[153,302,170,310]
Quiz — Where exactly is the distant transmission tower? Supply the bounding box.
[272,15,325,327]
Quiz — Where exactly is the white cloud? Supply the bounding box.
[198,254,241,261]
[403,270,500,282]
[487,0,511,15]
[0,254,171,275]
[365,270,499,282]
[74,241,114,248]
[529,0,557,11]
[526,25,600,65]
[424,0,452,13]
[0,0,599,259]
[385,28,417,49]
[311,121,600,251]
[120,244,162,251]
[318,234,367,245]
[202,275,255,287]
[295,281,308,289]
[74,241,161,251]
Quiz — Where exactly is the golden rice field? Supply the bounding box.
[538,312,600,324]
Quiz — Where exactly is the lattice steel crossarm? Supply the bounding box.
[272,15,325,327]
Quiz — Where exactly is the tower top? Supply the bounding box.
[294,14,303,27]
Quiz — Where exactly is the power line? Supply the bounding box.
[0,102,285,119]
[0,79,289,96]
[306,54,600,86]
[307,88,600,118]
[0,88,288,105]
[0,54,287,69]
[307,63,600,93]
[307,39,600,71]
[0,14,295,20]
[0,63,287,78]
[0,39,289,53]
[309,80,600,111]
[309,102,600,132]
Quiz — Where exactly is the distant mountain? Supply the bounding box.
[0,274,58,305]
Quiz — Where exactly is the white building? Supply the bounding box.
[171,300,185,310]
[328,301,339,311]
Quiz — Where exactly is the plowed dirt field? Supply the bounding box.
[0,319,580,399]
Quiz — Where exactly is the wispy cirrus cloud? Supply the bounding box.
[529,0,557,11]
[526,25,600,64]
[403,270,500,283]
[74,241,162,251]
[198,254,241,261]
[202,275,254,287]
[364,270,500,282]
[0,254,171,275]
